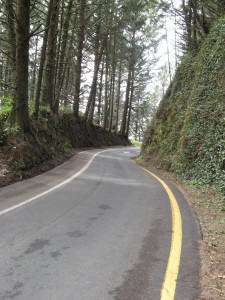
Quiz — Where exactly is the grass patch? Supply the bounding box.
[130,139,142,147]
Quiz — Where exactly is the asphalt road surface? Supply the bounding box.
[0,148,201,300]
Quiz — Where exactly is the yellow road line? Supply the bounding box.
[137,165,182,300]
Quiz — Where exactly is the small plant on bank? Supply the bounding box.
[130,139,142,147]
[0,97,12,117]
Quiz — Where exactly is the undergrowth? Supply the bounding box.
[0,105,130,172]
[130,139,142,147]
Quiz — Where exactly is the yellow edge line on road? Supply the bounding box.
[137,164,182,300]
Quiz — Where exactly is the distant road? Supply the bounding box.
[0,148,201,299]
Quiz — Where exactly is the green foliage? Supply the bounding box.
[0,96,21,145]
[0,97,12,117]
[59,106,73,114]
[130,139,142,147]
[3,124,21,136]
[141,17,225,193]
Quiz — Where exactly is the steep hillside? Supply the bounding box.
[0,111,129,186]
[141,17,225,192]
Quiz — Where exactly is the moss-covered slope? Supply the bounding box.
[141,17,225,192]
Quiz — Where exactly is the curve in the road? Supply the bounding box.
[0,147,198,300]
[137,165,182,300]
[0,150,106,216]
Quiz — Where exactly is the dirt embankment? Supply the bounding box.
[0,113,130,187]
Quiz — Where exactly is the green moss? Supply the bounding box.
[141,17,225,193]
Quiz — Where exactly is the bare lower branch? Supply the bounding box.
[29,24,53,38]
[0,49,16,61]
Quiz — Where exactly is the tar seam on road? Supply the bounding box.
[0,149,109,217]
[136,164,182,300]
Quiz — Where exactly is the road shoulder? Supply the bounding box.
[134,158,225,300]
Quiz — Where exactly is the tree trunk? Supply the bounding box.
[85,17,101,121]
[30,36,38,101]
[60,12,77,107]
[103,51,109,129]
[165,19,172,83]
[73,0,86,119]
[42,0,60,112]
[125,68,134,136]
[97,59,104,125]
[55,0,74,110]
[191,0,198,49]
[62,66,71,107]
[4,0,16,125]
[34,0,55,117]
[109,30,117,131]
[86,39,106,123]
[182,0,192,51]
[120,66,131,136]
[15,0,31,133]
[115,58,122,132]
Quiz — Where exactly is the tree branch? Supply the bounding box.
[29,23,53,38]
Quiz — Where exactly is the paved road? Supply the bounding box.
[0,148,201,300]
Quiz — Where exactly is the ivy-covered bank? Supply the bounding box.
[141,17,225,193]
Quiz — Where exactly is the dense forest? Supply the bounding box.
[0,0,166,175]
[141,0,225,192]
[0,0,163,139]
